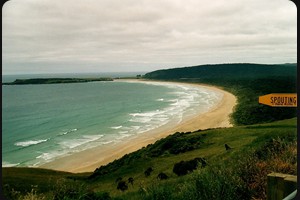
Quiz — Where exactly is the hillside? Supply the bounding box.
[2,77,113,85]
[144,63,296,80]
[2,63,297,200]
[2,118,297,200]
[145,63,297,125]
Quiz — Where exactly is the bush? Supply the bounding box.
[144,167,153,177]
[157,173,169,180]
[134,133,297,200]
[173,158,203,176]
[117,181,128,192]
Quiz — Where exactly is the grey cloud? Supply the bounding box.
[2,0,297,74]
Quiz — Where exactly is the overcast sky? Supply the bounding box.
[2,0,297,74]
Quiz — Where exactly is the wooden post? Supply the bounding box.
[267,173,297,200]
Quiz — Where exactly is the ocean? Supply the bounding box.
[2,74,223,168]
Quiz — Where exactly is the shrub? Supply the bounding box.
[128,177,134,186]
[117,181,128,192]
[144,167,153,177]
[173,158,202,176]
[157,173,169,180]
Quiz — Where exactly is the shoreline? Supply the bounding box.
[39,80,237,173]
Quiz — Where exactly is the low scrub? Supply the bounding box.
[124,132,297,200]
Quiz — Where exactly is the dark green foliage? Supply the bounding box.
[89,132,208,180]
[144,63,296,80]
[82,192,111,200]
[146,132,207,157]
[144,167,153,177]
[157,172,169,180]
[144,184,174,200]
[2,184,22,200]
[144,63,297,125]
[117,181,128,192]
[3,77,113,85]
[2,119,296,200]
[134,128,297,200]
[253,134,295,160]
[115,177,123,183]
[128,177,134,185]
[1,167,76,194]
[233,136,297,199]
[225,144,232,150]
[173,158,204,176]
[51,179,102,200]
[90,153,141,178]
[228,78,297,125]
[189,166,249,200]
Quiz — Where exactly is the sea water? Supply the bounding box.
[2,77,222,167]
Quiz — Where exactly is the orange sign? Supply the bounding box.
[259,93,297,107]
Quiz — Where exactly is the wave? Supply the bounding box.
[15,138,49,147]
[3,80,224,168]
[129,109,171,124]
[100,141,114,145]
[59,134,104,149]
[36,152,63,161]
[111,126,123,130]
[2,161,20,167]
[116,133,133,140]
[34,135,106,163]
[126,84,223,134]
[118,131,129,134]
[59,128,78,136]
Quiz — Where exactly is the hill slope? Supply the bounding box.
[2,63,297,200]
[144,63,296,80]
[2,118,297,200]
[145,63,297,125]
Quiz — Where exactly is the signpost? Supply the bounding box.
[259,93,297,107]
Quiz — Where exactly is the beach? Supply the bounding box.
[40,80,236,173]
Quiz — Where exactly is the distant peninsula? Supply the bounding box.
[2,77,114,85]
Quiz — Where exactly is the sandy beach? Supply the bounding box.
[40,80,236,173]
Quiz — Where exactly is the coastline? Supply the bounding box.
[40,80,237,173]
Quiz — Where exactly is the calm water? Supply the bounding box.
[2,76,222,167]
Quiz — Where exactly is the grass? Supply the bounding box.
[2,118,297,199]
[144,63,297,125]
[2,63,297,199]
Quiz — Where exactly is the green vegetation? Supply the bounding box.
[192,77,297,125]
[144,63,297,125]
[143,63,296,80]
[2,77,113,85]
[2,63,297,199]
[2,118,297,199]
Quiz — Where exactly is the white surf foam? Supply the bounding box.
[59,134,104,149]
[111,126,123,130]
[59,128,78,136]
[15,139,49,147]
[116,133,133,140]
[2,161,20,167]
[36,152,63,161]
[125,82,223,136]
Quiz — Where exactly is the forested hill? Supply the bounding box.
[144,63,296,80]
[2,77,113,85]
[144,63,297,125]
